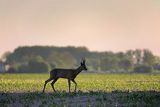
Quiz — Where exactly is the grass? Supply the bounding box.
[0,73,160,106]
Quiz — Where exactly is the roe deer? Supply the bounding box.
[42,58,87,93]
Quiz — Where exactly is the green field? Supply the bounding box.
[0,73,160,107]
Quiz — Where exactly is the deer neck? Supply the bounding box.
[75,66,83,75]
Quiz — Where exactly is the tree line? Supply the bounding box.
[1,46,160,73]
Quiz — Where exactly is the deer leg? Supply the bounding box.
[42,78,52,93]
[51,78,58,92]
[68,79,71,93]
[71,79,77,92]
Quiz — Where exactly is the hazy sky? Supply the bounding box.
[0,0,160,56]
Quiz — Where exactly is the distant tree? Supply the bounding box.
[47,52,77,68]
[1,51,11,62]
[134,49,143,65]
[87,57,100,71]
[28,60,50,73]
[154,56,160,64]
[134,64,153,73]
[100,56,119,72]
[7,67,17,73]
[143,49,156,66]
[17,64,29,73]
[126,50,136,65]
[119,58,133,72]
[116,52,125,58]
[3,46,159,73]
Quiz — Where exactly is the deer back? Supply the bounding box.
[50,69,77,79]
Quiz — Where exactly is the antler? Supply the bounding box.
[82,57,86,64]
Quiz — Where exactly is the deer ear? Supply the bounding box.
[83,58,86,64]
[81,58,84,64]
[81,57,86,65]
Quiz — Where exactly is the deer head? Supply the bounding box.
[80,58,87,71]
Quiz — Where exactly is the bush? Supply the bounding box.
[7,67,17,73]
[18,64,29,73]
[153,64,160,71]
[12,60,51,73]
[28,60,50,73]
[134,65,153,73]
